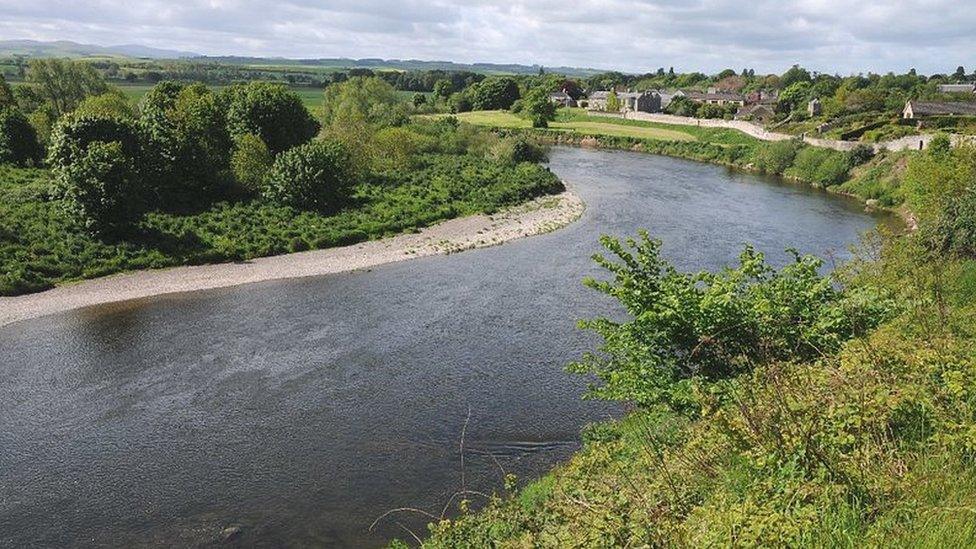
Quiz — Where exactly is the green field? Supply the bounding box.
[447,109,769,145]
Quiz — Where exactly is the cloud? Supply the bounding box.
[0,0,973,74]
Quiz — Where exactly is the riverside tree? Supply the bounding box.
[225,81,320,155]
[263,140,353,211]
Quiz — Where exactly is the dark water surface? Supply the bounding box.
[0,148,890,547]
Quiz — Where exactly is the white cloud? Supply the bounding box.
[0,0,973,74]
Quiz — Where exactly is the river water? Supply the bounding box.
[0,147,890,547]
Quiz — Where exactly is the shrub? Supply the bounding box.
[55,141,145,234]
[230,133,273,195]
[787,146,851,186]
[263,140,353,210]
[751,139,800,174]
[225,81,320,154]
[848,143,875,166]
[0,107,43,167]
[74,90,136,120]
[47,114,143,169]
[369,126,434,172]
[569,231,894,409]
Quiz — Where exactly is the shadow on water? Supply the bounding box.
[0,147,891,548]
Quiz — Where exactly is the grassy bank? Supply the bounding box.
[410,126,976,549]
[0,154,562,296]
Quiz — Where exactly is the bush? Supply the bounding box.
[230,133,273,195]
[786,146,851,186]
[0,107,43,167]
[225,81,320,154]
[55,141,145,234]
[751,139,800,174]
[48,114,143,169]
[569,232,894,409]
[263,140,353,210]
[369,126,434,172]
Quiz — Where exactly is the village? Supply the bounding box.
[550,80,976,144]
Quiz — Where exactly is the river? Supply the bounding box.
[0,147,891,547]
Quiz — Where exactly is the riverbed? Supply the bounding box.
[0,147,890,547]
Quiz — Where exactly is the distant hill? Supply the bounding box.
[0,40,199,59]
[0,40,607,77]
[201,56,608,77]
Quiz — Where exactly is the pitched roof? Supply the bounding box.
[937,84,976,93]
[908,101,976,116]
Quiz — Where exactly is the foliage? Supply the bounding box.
[469,77,520,111]
[322,76,408,130]
[0,153,561,295]
[23,58,109,118]
[568,231,893,409]
[0,74,14,108]
[262,139,354,211]
[0,107,43,167]
[520,87,556,128]
[52,141,145,234]
[230,133,273,195]
[750,139,800,174]
[224,81,320,154]
[73,90,136,120]
[605,90,620,113]
[785,146,852,186]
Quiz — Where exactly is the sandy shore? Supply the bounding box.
[0,190,584,328]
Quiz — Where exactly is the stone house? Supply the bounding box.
[587,90,661,113]
[682,89,746,107]
[808,98,822,116]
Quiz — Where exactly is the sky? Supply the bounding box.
[0,0,973,75]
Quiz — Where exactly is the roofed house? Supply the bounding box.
[587,90,661,113]
[903,100,976,119]
[937,83,976,94]
[549,90,577,107]
[682,89,746,107]
[735,104,776,124]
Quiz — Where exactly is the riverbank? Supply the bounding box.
[0,190,584,327]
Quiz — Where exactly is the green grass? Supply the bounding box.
[0,154,562,296]
[452,109,697,142]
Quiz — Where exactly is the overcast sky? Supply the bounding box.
[1,0,972,75]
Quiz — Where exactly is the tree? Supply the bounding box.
[412,93,427,107]
[433,79,453,99]
[954,66,967,82]
[470,77,520,110]
[605,90,621,112]
[263,140,353,211]
[778,81,812,112]
[0,107,43,166]
[225,81,320,155]
[140,81,233,204]
[54,140,145,235]
[780,64,812,88]
[48,114,143,170]
[522,87,556,128]
[230,133,273,195]
[24,58,109,118]
[0,75,13,108]
[322,76,406,130]
[74,90,136,120]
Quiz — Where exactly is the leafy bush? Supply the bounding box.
[224,81,320,154]
[54,141,145,234]
[0,107,43,167]
[469,77,520,110]
[263,140,353,210]
[74,90,136,120]
[751,139,800,174]
[369,126,435,172]
[230,133,273,195]
[786,146,851,186]
[47,114,143,169]
[569,231,894,409]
